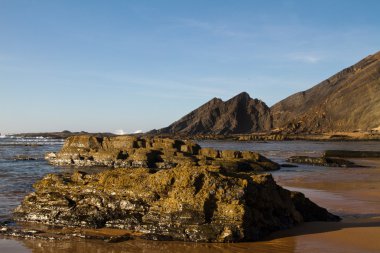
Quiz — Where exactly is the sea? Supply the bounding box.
[1,136,380,253]
[0,136,64,221]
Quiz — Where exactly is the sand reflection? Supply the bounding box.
[18,236,296,253]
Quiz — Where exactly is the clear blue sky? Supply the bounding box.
[1,0,380,134]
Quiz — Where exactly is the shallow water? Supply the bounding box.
[1,138,380,252]
[199,140,380,162]
[0,137,63,221]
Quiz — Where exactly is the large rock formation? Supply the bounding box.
[46,135,280,172]
[271,51,380,132]
[11,135,339,242]
[14,166,339,242]
[152,92,272,135]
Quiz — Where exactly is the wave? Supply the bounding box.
[0,136,64,146]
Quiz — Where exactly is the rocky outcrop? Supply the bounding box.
[46,135,280,172]
[14,166,339,242]
[324,150,380,158]
[237,134,285,141]
[287,156,358,167]
[12,155,40,161]
[271,51,380,133]
[151,92,272,135]
[14,130,115,139]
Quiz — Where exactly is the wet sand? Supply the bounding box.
[1,159,380,252]
[272,158,380,252]
[2,219,379,253]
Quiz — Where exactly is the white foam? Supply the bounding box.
[114,129,126,135]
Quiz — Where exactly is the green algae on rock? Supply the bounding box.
[45,135,280,172]
[13,165,339,242]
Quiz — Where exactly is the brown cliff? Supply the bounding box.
[271,51,380,133]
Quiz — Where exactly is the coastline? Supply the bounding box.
[193,132,380,142]
[2,164,380,252]
[9,130,380,142]
[1,139,380,252]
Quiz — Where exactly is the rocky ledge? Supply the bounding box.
[13,165,339,242]
[45,135,280,172]
[287,156,359,167]
[324,150,380,158]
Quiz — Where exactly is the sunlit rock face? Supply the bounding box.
[14,166,339,242]
[271,51,380,133]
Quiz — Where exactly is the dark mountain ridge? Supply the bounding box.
[153,51,380,135]
[153,92,272,135]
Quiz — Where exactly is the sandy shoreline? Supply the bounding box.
[270,158,380,252]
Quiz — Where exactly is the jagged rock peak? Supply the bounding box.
[230,91,251,100]
[153,92,272,135]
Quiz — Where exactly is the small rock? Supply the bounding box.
[104,235,132,243]
[324,150,380,158]
[281,163,298,168]
[287,156,358,167]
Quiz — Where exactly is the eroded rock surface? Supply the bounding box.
[14,166,339,242]
[46,135,279,172]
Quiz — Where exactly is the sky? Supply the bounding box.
[1,0,380,134]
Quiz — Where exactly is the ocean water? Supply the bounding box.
[1,137,380,253]
[0,136,64,221]
[198,140,380,163]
